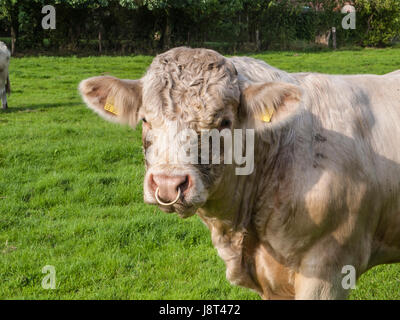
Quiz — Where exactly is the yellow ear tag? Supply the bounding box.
[260,107,274,123]
[104,97,118,115]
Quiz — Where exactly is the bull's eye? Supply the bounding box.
[141,118,147,123]
[219,119,232,130]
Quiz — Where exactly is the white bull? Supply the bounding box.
[79,47,400,299]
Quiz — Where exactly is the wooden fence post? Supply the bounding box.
[332,27,337,50]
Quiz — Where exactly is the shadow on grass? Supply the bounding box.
[0,102,80,113]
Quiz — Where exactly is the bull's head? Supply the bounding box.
[79,47,301,218]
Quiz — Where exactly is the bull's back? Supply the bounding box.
[346,74,400,185]
[302,73,400,182]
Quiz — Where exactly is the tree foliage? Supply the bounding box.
[355,0,400,46]
[0,0,398,54]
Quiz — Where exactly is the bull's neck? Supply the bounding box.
[198,131,286,231]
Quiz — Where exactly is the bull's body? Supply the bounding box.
[200,57,400,299]
[80,47,400,299]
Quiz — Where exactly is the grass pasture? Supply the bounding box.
[1,49,400,299]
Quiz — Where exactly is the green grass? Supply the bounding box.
[1,48,400,300]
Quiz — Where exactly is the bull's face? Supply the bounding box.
[79,47,302,218]
[139,92,238,217]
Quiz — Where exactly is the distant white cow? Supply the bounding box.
[0,41,11,109]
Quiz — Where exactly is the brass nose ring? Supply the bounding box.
[155,187,181,206]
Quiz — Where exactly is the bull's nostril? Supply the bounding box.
[149,173,157,192]
[178,175,190,194]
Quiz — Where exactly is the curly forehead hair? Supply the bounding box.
[142,47,240,124]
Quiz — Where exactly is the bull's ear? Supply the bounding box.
[79,76,142,127]
[241,82,302,129]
